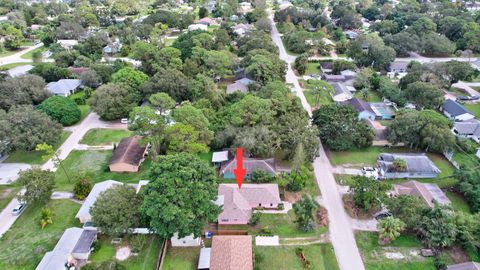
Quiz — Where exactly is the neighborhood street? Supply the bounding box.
[0,43,53,66]
[269,12,366,270]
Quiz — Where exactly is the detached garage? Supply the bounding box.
[108,136,148,173]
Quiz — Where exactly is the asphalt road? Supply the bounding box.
[269,13,366,270]
[0,43,53,66]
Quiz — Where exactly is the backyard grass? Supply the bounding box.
[255,244,339,270]
[356,232,436,270]
[20,46,46,59]
[4,131,71,164]
[452,151,480,168]
[0,199,81,270]
[446,191,471,213]
[354,89,383,102]
[305,62,321,75]
[162,246,200,270]
[302,80,334,108]
[255,210,327,237]
[197,151,213,164]
[89,235,162,270]
[80,128,133,145]
[54,150,152,191]
[464,103,480,118]
[328,147,457,187]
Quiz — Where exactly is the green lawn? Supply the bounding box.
[356,232,436,270]
[197,151,213,164]
[329,147,456,187]
[452,151,480,168]
[464,103,480,118]
[4,131,71,165]
[0,48,22,58]
[0,186,20,211]
[255,244,339,270]
[302,80,334,108]
[20,46,46,59]
[0,199,81,270]
[80,128,133,146]
[162,247,200,270]
[354,89,383,102]
[89,235,162,270]
[255,210,327,237]
[305,62,321,75]
[78,105,91,122]
[446,191,471,213]
[54,150,151,191]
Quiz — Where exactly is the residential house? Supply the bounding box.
[226,77,254,94]
[319,61,333,74]
[452,120,480,143]
[340,69,357,80]
[238,1,253,13]
[232,23,253,37]
[36,227,97,270]
[188,24,208,31]
[217,184,281,225]
[6,64,33,77]
[391,180,451,208]
[46,79,82,97]
[377,153,441,179]
[103,40,122,55]
[108,136,148,173]
[442,100,475,121]
[447,262,480,270]
[343,98,376,120]
[331,82,355,102]
[220,158,276,179]
[370,102,397,120]
[198,235,253,270]
[57,39,78,50]
[344,30,358,40]
[278,0,293,9]
[75,180,122,223]
[195,17,219,26]
[323,74,347,82]
[387,61,409,79]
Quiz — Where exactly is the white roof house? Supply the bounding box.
[36,228,83,270]
[57,39,78,50]
[7,65,33,77]
[46,79,82,97]
[188,24,208,32]
[331,82,354,102]
[75,180,122,223]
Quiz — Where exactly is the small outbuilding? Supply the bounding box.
[108,136,148,173]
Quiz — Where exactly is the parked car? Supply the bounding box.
[361,167,379,180]
[120,118,128,124]
[12,203,26,216]
[373,210,391,220]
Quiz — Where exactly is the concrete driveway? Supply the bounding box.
[0,163,31,184]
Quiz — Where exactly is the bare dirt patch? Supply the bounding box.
[115,246,131,261]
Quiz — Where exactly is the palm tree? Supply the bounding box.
[377,217,406,245]
[309,81,326,108]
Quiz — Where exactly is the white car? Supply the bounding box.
[120,118,129,124]
[361,167,379,180]
[12,203,27,216]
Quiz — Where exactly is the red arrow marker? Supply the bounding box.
[233,147,246,189]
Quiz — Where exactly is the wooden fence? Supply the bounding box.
[155,239,168,270]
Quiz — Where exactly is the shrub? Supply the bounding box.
[250,170,275,183]
[286,166,312,192]
[74,178,92,200]
[39,208,54,229]
[37,96,81,126]
[129,235,148,253]
[249,212,261,226]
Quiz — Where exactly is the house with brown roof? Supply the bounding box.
[391,180,451,208]
[447,262,480,270]
[220,158,276,179]
[108,136,148,172]
[217,184,281,225]
[198,235,253,270]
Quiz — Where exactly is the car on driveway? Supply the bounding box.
[373,210,391,220]
[12,203,26,216]
[361,167,379,180]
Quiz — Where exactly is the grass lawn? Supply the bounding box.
[20,46,46,59]
[255,244,339,270]
[354,89,383,102]
[78,105,91,122]
[89,235,162,270]
[464,103,480,118]
[329,147,457,187]
[452,151,480,168]
[80,128,133,146]
[0,185,20,211]
[162,246,200,270]
[197,151,213,164]
[0,199,81,270]
[54,150,151,191]
[255,210,327,237]
[302,80,334,108]
[4,131,71,165]
[0,48,22,58]
[356,232,436,270]
[446,191,471,213]
[305,62,321,75]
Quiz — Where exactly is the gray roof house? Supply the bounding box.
[392,180,451,208]
[343,98,376,120]
[75,180,122,223]
[344,30,358,40]
[389,61,409,73]
[447,262,480,270]
[226,78,254,94]
[6,64,33,77]
[442,100,475,121]
[453,120,480,143]
[46,79,82,97]
[331,82,355,102]
[377,153,441,179]
[36,227,97,270]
